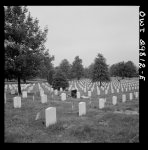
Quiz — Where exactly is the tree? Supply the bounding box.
[59,59,71,80]
[47,67,55,86]
[39,50,54,80]
[124,61,137,78]
[52,69,69,91]
[109,61,138,79]
[71,56,84,80]
[91,53,110,86]
[4,6,48,95]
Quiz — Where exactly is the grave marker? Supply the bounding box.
[99,98,105,109]
[77,92,80,99]
[61,93,66,101]
[112,96,117,105]
[129,93,133,100]
[122,94,126,103]
[88,91,91,97]
[22,91,27,98]
[79,102,86,116]
[41,94,47,103]
[13,96,21,108]
[45,107,56,127]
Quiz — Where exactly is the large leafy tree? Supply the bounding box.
[70,56,84,80]
[39,50,54,80]
[91,53,110,86]
[58,59,71,80]
[52,69,69,91]
[4,6,48,95]
[109,61,138,79]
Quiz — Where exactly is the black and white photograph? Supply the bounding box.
[4,6,140,143]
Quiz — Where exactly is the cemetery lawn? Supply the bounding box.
[4,79,139,143]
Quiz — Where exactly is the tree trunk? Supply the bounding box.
[18,76,22,95]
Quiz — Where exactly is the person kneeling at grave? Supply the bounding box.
[71,89,77,98]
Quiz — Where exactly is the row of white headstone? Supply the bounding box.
[43,91,139,127]
[11,90,139,129]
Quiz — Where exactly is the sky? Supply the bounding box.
[27,6,139,68]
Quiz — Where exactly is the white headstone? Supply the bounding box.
[129,93,133,100]
[22,91,27,98]
[112,96,117,105]
[111,89,114,93]
[51,88,53,92]
[122,94,126,103]
[97,89,100,95]
[84,87,86,93]
[54,89,58,95]
[79,102,86,116]
[77,92,80,99]
[13,96,21,108]
[41,94,47,103]
[105,90,108,94]
[11,89,15,95]
[135,92,139,98]
[4,92,6,104]
[99,98,105,109]
[88,91,91,97]
[60,87,63,92]
[61,93,66,101]
[45,107,56,127]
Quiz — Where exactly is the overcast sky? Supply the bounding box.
[27,6,139,67]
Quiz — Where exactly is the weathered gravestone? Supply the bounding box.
[79,102,86,116]
[45,107,56,127]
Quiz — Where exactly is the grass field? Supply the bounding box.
[4,79,139,143]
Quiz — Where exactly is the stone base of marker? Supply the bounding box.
[112,96,117,105]
[99,98,105,109]
[79,102,86,116]
[45,107,56,127]
[13,96,21,108]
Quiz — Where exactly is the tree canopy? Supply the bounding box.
[4,6,50,94]
[109,61,138,79]
[91,53,110,85]
[70,56,84,80]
